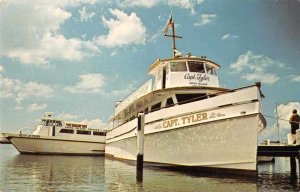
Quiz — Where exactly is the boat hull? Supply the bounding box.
[6,134,105,155]
[106,113,264,174]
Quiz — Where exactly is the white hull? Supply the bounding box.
[106,86,266,173]
[0,133,10,144]
[106,114,261,171]
[6,134,105,155]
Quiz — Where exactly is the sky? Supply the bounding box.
[0,0,299,142]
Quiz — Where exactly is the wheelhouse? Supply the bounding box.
[149,57,220,90]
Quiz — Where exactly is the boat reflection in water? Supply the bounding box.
[1,152,257,192]
[2,154,105,191]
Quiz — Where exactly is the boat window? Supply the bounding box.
[46,120,54,126]
[176,94,207,104]
[144,107,149,114]
[93,131,106,136]
[151,102,161,111]
[166,97,174,107]
[170,61,187,72]
[76,130,91,135]
[188,61,205,73]
[205,64,216,75]
[54,121,62,127]
[59,129,74,134]
[40,120,47,125]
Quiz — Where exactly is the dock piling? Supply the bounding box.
[136,113,145,182]
[258,144,300,176]
[290,157,296,175]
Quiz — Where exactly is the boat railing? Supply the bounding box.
[14,127,33,135]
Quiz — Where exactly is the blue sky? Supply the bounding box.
[1,0,299,142]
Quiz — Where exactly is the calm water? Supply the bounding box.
[0,145,299,192]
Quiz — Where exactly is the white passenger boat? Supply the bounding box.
[105,16,266,175]
[0,133,10,144]
[4,113,106,155]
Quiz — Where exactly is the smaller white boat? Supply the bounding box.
[0,133,10,144]
[3,113,106,155]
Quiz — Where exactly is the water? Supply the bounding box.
[0,145,299,192]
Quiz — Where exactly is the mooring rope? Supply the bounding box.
[262,114,300,124]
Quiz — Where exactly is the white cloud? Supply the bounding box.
[0,76,54,108]
[119,0,158,8]
[221,33,239,40]
[290,75,300,82]
[79,6,95,22]
[118,0,204,14]
[64,73,105,93]
[276,102,300,129]
[148,29,161,43]
[109,82,136,96]
[58,112,78,120]
[230,51,281,84]
[95,9,146,47]
[194,14,216,26]
[259,102,300,143]
[111,50,117,56]
[28,103,48,112]
[0,65,4,72]
[242,73,279,84]
[0,0,100,66]
[167,0,204,14]
[80,118,107,129]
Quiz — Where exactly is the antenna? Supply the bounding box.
[164,15,182,58]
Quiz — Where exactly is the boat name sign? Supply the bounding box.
[160,111,226,129]
[184,73,210,86]
[18,134,41,138]
[169,72,219,87]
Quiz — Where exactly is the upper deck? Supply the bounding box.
[148,56,220,90]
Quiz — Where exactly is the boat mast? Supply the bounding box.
[275,103,280,143]
[164,15,182,58]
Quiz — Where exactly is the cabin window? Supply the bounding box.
[170,62,187,72]
[54,121,62,127]
[46,120,54,126]
[166,97,174,107]
[59,129,74,134]
[176,94,207,104]
[40,120,46,126]
[144,107,149,114]
[93,131,106,136]
[151,102,161,111]
[188,61,205,73]
[205,64,217,75]
[76,130,91,135]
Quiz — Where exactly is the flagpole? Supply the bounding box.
[164,15,182,58]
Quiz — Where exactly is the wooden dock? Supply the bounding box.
[258,144,300,157]
[257,144,300,175]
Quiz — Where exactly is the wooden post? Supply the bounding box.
[290,157,296,176]
[136,113,145,182]
[298,157,300,176]
[298,150,300,176]
[52,126,56,136]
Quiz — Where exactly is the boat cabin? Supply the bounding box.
[32,113,106,137]
[149,56,220,90]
